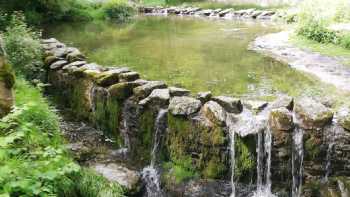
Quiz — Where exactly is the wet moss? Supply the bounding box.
[305,135,322,160]
[93,87,123,146]
[235,135,256,181]
[162,156,199,186]
[136,108,155,163]
[0,63,15,88]
[70,78,93,120]
[166,114,229,180]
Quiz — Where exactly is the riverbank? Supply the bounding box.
[250,31,350,93]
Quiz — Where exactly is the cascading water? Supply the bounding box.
[337,179,349,197]
[292,126,304,197]
[226,114,236,197]
[142,109,168,197]
[324,124,337,182]
[253,127,275,197]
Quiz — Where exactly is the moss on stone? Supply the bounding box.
[234,135,256,180]
[92,87,123,146]
[203,159,226,179]
[165,114,229,181]
[108,82,135,100]
[305,135,321,160]
[136,108,155,163]
[0,63,15,88]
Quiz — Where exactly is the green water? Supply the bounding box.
[44,16,324,99]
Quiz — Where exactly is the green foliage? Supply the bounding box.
[72,168,126,197]
[340,33,350,49]
[0,78,80,196]
[3,13,44,81]
[297,21,339,44]
[103,0,135,22]
[234,136,255,179]
[163,157,199,184]
[0,0,100,24]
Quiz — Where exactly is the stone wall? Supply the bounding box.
[42,38,350,195]
[211,0,301,6]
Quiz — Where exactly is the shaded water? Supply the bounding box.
[44,16,322,99]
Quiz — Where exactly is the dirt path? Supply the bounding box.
[250,31,350,92]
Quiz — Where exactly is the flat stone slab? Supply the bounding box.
[169,96,202,116]
[93,163,141,192]
[250,31,350,92]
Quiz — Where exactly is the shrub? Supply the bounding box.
[0,78,80,196]
[3,13,44,81]
[298,21,339,44]
[103,0,135,22]
[340,34,350,49]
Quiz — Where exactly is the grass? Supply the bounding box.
[0,77,126,196]
[290,34,350,66]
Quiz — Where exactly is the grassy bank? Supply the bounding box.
[0,77,126,196]
[0,0,135,25]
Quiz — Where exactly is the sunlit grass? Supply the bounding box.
[290,34,350,66]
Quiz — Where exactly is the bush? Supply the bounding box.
[0,78,80,196]
[103,0,135,22]
[340,34,350,49]
[298,21,339,44]
[3,13,44,81]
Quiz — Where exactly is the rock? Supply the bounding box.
[211,96,243,114]
[108,82,138,100]
[269,108,294,131]
[169,96,202,116]
[66,142,91,161]
[139,88,170,106]
[49,47,67,57]
[133,81,167,99]
[44,55,60,66]
[119,71,140,82]
[66,48,85,62]
[201,101,227,126]
[93,163,141,193]
[243,100,268,113]
[96,67,130,87]
[269,95,293,110]
[49,60,69,70]
[337,107,350,131]
[294,97,333,129]
[218,9,232,17]
[62,61,87,70]
[42,38,58,44]
[196,91,212,103]
[169,87,190,97]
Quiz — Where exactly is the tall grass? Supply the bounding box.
[297,0,350,49]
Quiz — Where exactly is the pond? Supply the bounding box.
[44,15,325,99]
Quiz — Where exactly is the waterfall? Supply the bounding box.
[226,114,236,197]
[337,179,349,197]
[292,126,304,197]
[324,124,337,182]
[142,109,168,197]
[253,127,275,197]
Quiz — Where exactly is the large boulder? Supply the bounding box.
[139,88,170,107]
[201,101,227,126]
[269,107,293,131]
[212,96,243,114]
[93,163,141,194]
[294,97,333,129]
[133,81,167,99]
[337,107,350,131]
[169,96,202,116]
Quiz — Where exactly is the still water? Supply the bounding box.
[44,16,322,99]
